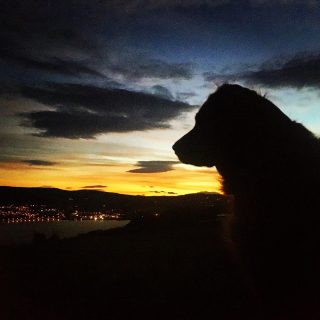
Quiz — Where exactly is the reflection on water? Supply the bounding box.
[0,220,129,246]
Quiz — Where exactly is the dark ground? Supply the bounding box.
[0,217,257,320]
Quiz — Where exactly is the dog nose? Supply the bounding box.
[172,141,177,152]
[172,139,182,153]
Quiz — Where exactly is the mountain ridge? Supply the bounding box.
[0,186,225,216]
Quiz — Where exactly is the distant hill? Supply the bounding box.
[0,186,132,208]
[0,186,226,220]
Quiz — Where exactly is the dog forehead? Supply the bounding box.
[196,90,236,119]
[196,84,263,119]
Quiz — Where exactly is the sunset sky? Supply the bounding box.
[1,0,320,195]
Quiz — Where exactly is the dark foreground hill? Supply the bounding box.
[0,217,258,320]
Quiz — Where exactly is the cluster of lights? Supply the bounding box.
[0,205,65,224]
[0,205,128,224]
[4,217,61,223]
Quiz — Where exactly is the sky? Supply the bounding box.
[1,0,320,195]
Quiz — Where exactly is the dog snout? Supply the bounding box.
[172,132,190,156]
[172,129,198,163]
[173,127,216,167]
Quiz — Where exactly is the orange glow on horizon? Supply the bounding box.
[0,161,222,196]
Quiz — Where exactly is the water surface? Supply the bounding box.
[0,220,129,245]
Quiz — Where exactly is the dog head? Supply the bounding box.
[173,84,292,174]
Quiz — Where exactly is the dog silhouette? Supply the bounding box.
[173,84,320,318]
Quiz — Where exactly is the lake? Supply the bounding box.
[0,220,130,246]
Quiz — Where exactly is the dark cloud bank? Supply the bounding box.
[17,83,193,139]
[0,0,195,140]
[0,35,193,83]
[205,52,320,89]
[21,160,58,166]
[128,161,179,173]
[1,51,106,79]
[0,0,194,83]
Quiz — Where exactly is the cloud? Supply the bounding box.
[151,85,174,100]
[107,0,317,12]
[108,57,193,80]
[176,91,197,101]
[0,3,101,75]
[204,52,320,89]
[21,159,58,166]
[128,161,179,173]
[0,28,104,79]
[0,51,105,79]
[81,185,107,189]
[113,0,231,11]
[5,0,311,85]
[249,0,318,6]
[0,2,195,84]
[17,83,193,139]
[203,71,237,86]
[0,37,194,82]
[149,190,178,195]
